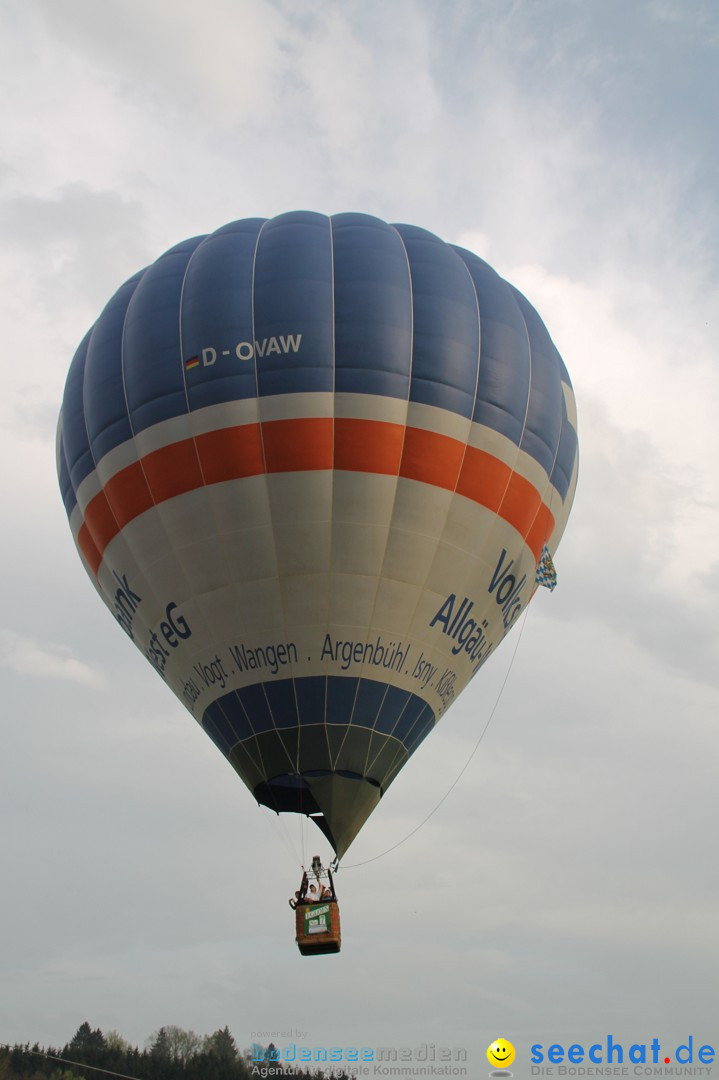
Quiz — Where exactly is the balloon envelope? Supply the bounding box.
[57,212,578,858]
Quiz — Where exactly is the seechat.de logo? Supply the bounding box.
[530,1036,715,1070]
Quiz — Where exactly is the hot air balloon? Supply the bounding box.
[57,212,578,914]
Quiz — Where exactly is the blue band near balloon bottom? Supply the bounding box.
[201,675,436,845]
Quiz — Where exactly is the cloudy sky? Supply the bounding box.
[1,0,718,1067]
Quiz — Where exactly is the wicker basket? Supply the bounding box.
[295,901,342,955]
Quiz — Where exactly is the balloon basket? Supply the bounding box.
[295,901,342,955]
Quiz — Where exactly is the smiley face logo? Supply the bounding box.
[487,1039,516,1069]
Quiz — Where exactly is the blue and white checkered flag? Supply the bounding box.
[535,544,557,591]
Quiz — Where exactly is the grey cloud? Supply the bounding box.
[4,393,61,441]
[0,157,17,186]
[525,388,718,690]
[0,182,147,309]
[0,628,106,686]
[34,0,288,122]
[2,182,139,246]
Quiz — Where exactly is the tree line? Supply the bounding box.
[1,1024,352,1080]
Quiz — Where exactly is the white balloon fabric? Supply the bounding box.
[57,212,578,858]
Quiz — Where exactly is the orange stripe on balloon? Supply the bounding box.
[77,521,103,576]
[400,427,465,491]
[263,417,333,472]
[83,489,121,554]
[105,462,154,529]
[334,418,404,474]
[77,417,555,576]
[458,446,553,544]
[196,424,265,483]
[457,445,511,511]
[501,471,544,537]
[143,440,205,502]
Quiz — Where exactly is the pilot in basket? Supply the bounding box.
[289,855,341,956]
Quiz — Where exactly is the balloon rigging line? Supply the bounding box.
[339,604,531,870]
[264,797,300,866]
[0,1045,148,1080]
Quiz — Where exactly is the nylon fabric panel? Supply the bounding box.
[61,330,94,496]
[551,386,579,503]
[180,218,265,411]
[80,274,156,574]
[451,247,532,461]
[178,219,280,786]
[394,224,480,419]
[367,228,481,734]
[331,213,413,399]
[253,211,334,398]
[510,287,564,480]
[83,271,144,465]
[56,421,75,518]
[252,218,335,727]
[122,236,205,436]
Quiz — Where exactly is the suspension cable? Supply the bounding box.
[339,605,531,869]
